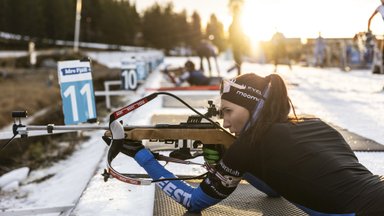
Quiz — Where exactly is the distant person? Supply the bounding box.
[165,61,220,86]
[368,1,384,79]
[271,31,291,72]
[364,31,375,65]
[227,3,247,76]
[314,32,327,67]
[339,40,351,71]
[196,39,219,77]
[368,0,384,32]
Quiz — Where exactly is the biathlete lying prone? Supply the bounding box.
[111,73,384,215]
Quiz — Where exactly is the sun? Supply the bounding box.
[240,1,276,45]
[238,0,318,45]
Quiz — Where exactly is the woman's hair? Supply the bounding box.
[246,73,293,142]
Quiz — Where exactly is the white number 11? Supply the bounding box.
[63,83,94,122]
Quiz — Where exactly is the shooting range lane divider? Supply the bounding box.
[94,51,165,110]
[94,80,135,110]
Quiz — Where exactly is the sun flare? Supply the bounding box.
[238,0,381,43]
[240,1,278,45]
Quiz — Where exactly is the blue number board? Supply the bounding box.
[57,60,97,125]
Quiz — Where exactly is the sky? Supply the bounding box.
[134,0,384,43]
[1,54,384,215]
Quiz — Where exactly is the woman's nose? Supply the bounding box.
[222,119,230,128]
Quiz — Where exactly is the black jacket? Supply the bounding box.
[220,119,384,215]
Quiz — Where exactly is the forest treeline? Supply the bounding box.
[0,0,229,54]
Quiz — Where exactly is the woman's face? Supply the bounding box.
[220,99,250,137]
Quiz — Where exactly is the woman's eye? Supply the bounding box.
[222,108,231,114]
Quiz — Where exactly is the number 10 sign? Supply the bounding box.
[58,60,97,125]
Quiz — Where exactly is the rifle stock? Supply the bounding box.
[104,127,235,147]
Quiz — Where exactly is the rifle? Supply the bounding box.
[3,92,236,185]
[104,92,235,185]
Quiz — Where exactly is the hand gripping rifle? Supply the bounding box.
[3,92,236,185]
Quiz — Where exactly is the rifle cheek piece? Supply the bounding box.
[109,120,125,140]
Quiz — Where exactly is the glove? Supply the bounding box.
[102,136,144,158]
[202,144,225,165]
[119,139,144,158]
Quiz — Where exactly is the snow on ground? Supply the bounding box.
[284,66,384,144]
[0,130,107,215]
[1,54,384,215]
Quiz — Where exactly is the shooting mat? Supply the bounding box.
[153,181,307,216]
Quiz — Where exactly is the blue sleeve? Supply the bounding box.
[243,173,280,197]
[134,149,221,212]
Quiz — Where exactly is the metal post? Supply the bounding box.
[105,81,111,110]
[74,0,82,52]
